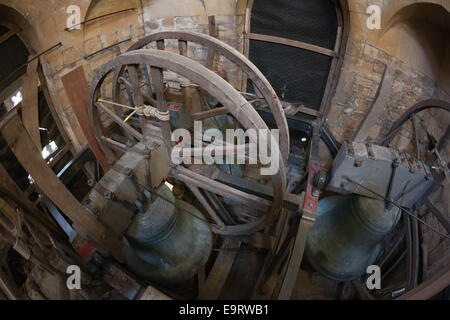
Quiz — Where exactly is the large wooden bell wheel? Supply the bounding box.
[88,49,287,235]
[111,31,290,164]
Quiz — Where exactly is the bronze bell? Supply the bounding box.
[305,195,401,281]
[122,184,212,284]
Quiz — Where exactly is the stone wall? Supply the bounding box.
[327,0,450,160]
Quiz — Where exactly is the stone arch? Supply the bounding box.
[378,3,450,88]
[0,4,41,54]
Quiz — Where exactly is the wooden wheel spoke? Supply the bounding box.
[150,65,172,152]
[191,107,228,121]
[173,166,271,212]
[178,40,188,56]
[95,101,143,141]
[122,31,290,163]
[89,49,286,236]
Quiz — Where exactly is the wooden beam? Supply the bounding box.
[205,16,217,69]
[38,65,73,153]
[61,66,109,170]
[277,219,314,299]
[0,269,23,300]
[291,105,320,117]
[191,106,228,121]
[0,27,20,46]
[397,262,450,300]
[21,59,41,150]
[173,166,272,212]
[353,66,395,142]
[198,238,241,299]
[0,111,123,258]
[0,163,63,237]
[245,33,335,57]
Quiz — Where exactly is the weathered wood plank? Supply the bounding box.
[205,16,217,69]
[61,66,109,170]
[246,33,335,57]
[0,269,23,300]
[0,111,123,258]
[198,238,241,299]
[353,66,394,142]
[38,66,73,152]
[0,27,20,46]
[0,163,63,237]
[277,219,314,299]
[22,59,41,150]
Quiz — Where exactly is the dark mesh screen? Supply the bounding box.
[251,0,338,50]
[0,26,29,93]
[249,40,332,108]
[248,0,338,110]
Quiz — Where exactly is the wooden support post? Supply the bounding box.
[0,111,123,258]
[277,219,314,299]
[61,66,109,170]
[22,59,41,150]
[198,237,241,299]
[0,163,63,237]
[0,269,23,300]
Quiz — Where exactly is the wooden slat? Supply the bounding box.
[0,269,23,300]
[96,101,143,141]
[173,166,272,212]
[150,65,172,153]
[242,7,252,92]
[205,16,217,69]
[277,219,314,299]
[198,238,241,299]
[187,185,225,227]
[178,40,192,122]
[0,111,123,258]
[245,33,335,57]
[291,105,320,117]
[0,27,20,46]
[397,262,450,300]
[191,106,228,121]
[38,65,73,152]
[353,65,395,142]
[21,59,41,150]
[61,66,109,170]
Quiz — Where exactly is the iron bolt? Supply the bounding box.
[392,159,400,167]
[104,191,114,200]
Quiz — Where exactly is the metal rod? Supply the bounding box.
[97,98,135,110]
[64,8,135,31]
[0,42,62,89]
[84,38,132,60]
